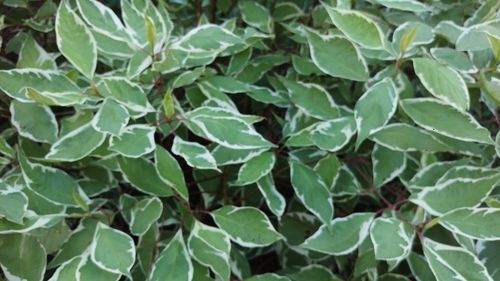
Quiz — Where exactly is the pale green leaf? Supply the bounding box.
[109,125,156,158]
[129,197,162,236]
[289,159,333,224]
[172,136,219,171]
[256,174,286,217]
[372,144,406,187]
[10,100,58,143]
[431,47,477,73]
[370,217,414,261]
[439,208,500,240]
[413,58,469,110]
[211,206,282,247]
[305,29,369,81]
[96,77,155,115]
[355,78,398,148]
[0,234,46,281]
[310,116,356,152]
[233,151,275,186]
[302,213,374,255]
[149,230,193,281]
[46,123,106,161]
[373,0,432,12]
[55,0,97,79]
[155,145,189,201]
[239,0,273,33]
[17,35,56,70]
[118,156,173,197]
[91,98,130,136]
[371,124,450,152]
[401,98,493,144]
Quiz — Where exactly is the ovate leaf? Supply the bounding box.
[118,156,173,197]
[423,239,493,281]
[412,58,469,111]
[355,78,398,148]
[155,145,189,201]
[149,230,193,281]
[109,125,156,158]
[400,98,493,144]
[10,100,58,143]
[0,234,46,281]
[439,208,500,240]
[324,5,385,49]
[188,221,231,281]
[289,160,333,224]
[46,123,106,162]
[91,98,130,136]
[372,144,406,187]
[172,136,219,171]
[239,0,273,33]
[211,206,282,247]
[55,0,97,79]
[302,213,374,255]
[233,151,275,186]
[90,223,135,276]
[310,116,357,152]
[129,197,162,236]
[370,217,414,261]
[305,29,369,81]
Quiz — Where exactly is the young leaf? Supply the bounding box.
[149,230,193,281]
[289,159,333,224]
[412,58,469,111]
[211,206,282,247]
[302,213,374,255]
[233,151,275,186]
[355,78,398,148]
[55,0,97,79]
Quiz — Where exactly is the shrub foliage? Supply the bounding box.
[0,0,499,280]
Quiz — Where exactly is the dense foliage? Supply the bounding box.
[0,0,499,280]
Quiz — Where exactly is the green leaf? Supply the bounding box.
[10,100,58,143]
[145,16,157,53]
[19,151,87,207]
[55,0,97,79]
[46,123,106,161]
[233,151,275,186]
[256,174,286,217]
[373,0,432,12]
[212,145,268,166]
[324,5,385,49]
[91,98,130,136]
[456,20,500,51]
[188,115,275,150]
[26,87,86,107]
[431,47,477,73]
[310,116,357,152]
[302,213,374,255]
[172,24,242,54]
[412,58,469,110]
[273,2,303,22]
[0,187,28,224]
[305,29,369,81]
[439,208,500,240]
[410,174,500,216]
[372,144,406,187]
[163,89,175,120]
[288,265,342,281]
[96,77,155,115]
[400,98,493,144]
[155,145,189,201]
[109,125,156,158]
[211,206,282,247]
[289,159,333,224]
[172,136,219,171]
[17,35,56,70]
[371,124,450,152]
[281,79,339,120]
[129,197,162,236]
[407,252,436,281]
[477,241,500,280]
[118,156,173,197]
[355,78,398,148]
[188,221,231,281]
[238,0,273,33]
[90,223,135,276]
[423,239,493,281]
[246,274,290,281]
[370,217,414,261]
[0,234,46,281]
[149,230,193,281]
[0,69,81,103]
